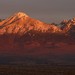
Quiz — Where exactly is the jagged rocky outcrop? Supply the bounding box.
[60,18,75,36]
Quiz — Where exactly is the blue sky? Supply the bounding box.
[0,0,75,23]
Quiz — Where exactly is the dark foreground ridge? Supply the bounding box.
[0,64,75,75]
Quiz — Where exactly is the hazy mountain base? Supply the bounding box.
[0,32,75,65]
[0,32,75,74]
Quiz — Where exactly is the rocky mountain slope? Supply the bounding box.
[0,12,62,35]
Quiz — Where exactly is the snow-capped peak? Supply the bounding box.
[14,12,29,18]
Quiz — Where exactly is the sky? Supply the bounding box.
[0,0,75,23]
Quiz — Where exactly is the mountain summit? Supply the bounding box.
[14,12,29,18]
[0,12,61,35]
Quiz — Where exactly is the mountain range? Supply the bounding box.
[0,12,75,36]
[0,12,75,55]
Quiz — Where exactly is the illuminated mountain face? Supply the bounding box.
[0,12,62,35]
[1,12,75,36]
